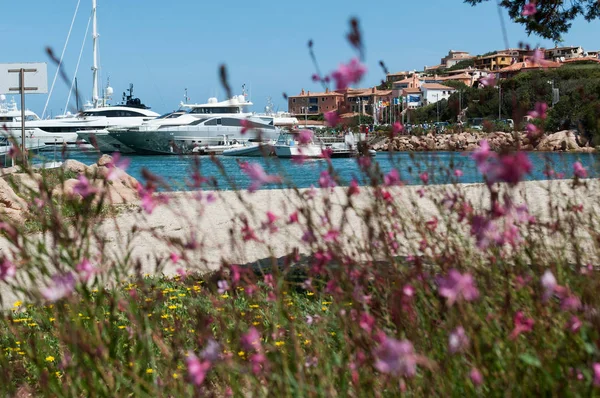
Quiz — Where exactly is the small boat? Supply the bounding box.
[191,135,245,155]
[274,132,324,159]
[222,139,275,157]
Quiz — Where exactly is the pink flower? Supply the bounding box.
[298,130,313,144]
[262,211,278,233]
[454,169,463,178]
[323,229,340,242]
[403,284,415,297]
[359,312,375,333]
[392,122,404,136]
[41,272,76,302]
[106,153,130,181]
[566,316,582,333]
[324,111,341,128]
[240,119,252,134]
[528,102,548,120]
[492,152,532,185]
[170,252,180,263]
[186,352,211,386]
[373,336,418,377]
[419,172,429,184]
[348,179,360,196]
[73,175,98,198]
[509,311,534,339]
[471,140,495,173]
[76,258,97,282]
[526,123,539,138]
[0,257,16,281]
[311,73,320,82]
[240,162,283,192]
[449,326,469,354]
[593,363,600,386]
[137,184,169,214]
[438,269,479,306]
[479,74,496,87]
[531,48,548,66]
[241,327,262,352]
[217,280,229,294]
[331,58,367,90]
[318,171,336,188]
[522,1,537,16]
[573,161,587,178]
[470,367,484,386]
[288,212,299,224]
[541,270,557,301]
[384,169,402,186]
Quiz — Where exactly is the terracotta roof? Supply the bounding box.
[438,73,472,80]
[421,83,456,91]
[402,88,422,94]
[477,53,512,60]
[289,91,344,98]
[497,59,562,72]
[424,64,444,70]
[347,88,393,97]
[562,56,600,64]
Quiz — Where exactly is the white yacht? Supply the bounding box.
[107,95,280,155]
[222,139,275,157]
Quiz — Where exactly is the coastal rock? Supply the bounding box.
[7,173,42,192]
[536,130,580,152]
[0,166,21,176]
[97,154,113,167]
[62,159,88,174]
[0,178,28,211]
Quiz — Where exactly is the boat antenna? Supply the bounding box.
[91,0,99,108]
[184,88,189,104]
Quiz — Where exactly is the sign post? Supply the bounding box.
[0,63,48,166]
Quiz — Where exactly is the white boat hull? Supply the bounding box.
[222,143,273,157]
[274,144,323,158]
[77,130,136,153]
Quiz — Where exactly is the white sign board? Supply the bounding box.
[0,63,48,94]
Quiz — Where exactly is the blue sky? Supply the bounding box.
[2,0,598,117]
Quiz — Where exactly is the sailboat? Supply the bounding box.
[1,0,159,148]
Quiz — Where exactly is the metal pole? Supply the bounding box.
[20,68,26,164]
[496,82,501,121]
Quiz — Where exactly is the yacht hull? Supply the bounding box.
[222,143,274,157]
[109,126,279,155]
[274,144,323,158]
[77,130,136,153]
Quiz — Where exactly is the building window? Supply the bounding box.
[292,99,296,103]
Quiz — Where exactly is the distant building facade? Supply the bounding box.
[545,46,584,61]
[441,50,474,68]
[473,53,513,70]
[287,88,344,115]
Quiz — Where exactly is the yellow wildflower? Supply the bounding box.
[13,301,22,307]
[118,326,126,329]
[238,351,246,358]
[172,373,179,379]
[321,306,327,311]
[249,304,259,309]
[274,341,285,347]
[252,322,260,326]
[146,368,153,374]
[27,323,38,327]
[45,356,55,362]
[307,292,315,296]
[49,317,55,322]
[168,305,177,310]
[304,339,311,345]
[220,294,229,299]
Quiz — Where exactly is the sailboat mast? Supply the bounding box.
[91,0,99,107]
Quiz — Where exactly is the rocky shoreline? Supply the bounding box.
[371,130,595,153]
[0,155,139,224]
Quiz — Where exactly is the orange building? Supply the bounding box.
[473,53,513,70]
[287,88,345,116]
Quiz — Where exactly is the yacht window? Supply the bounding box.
[216,119,222,126]
[222,118,241,127]
[189,107,241,114]
[0,117,14,122]
[204,119,218,126]
[188,118,208,126]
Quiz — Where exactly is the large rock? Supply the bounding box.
[0,178,28,211]
[0,166,21,176]
[536,130,580,152]
[6,173,42,193]
[97,154,113,167]
[62,159,88,174]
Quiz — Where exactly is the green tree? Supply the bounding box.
[464,0,600,42]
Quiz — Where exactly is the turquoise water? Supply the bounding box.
[42,150,600,191]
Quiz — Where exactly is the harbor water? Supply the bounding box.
[39,150,600,192]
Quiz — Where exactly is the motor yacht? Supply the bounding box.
[107,95,280,155]
[273,132,324,159]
